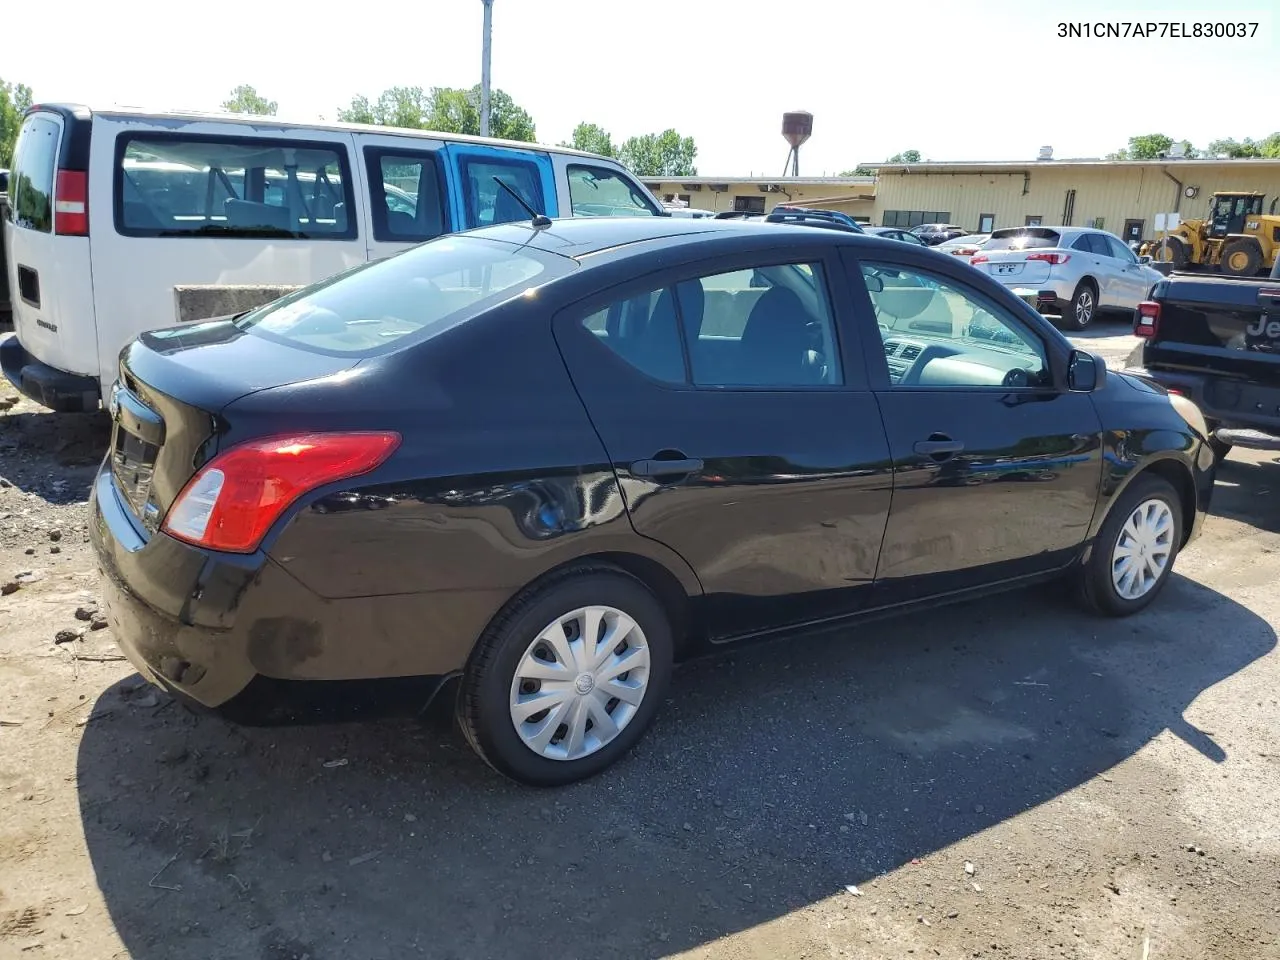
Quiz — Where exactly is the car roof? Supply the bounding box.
[466,215,884,261]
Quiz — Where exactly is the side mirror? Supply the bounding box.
[1067,349,1106,392]
[1138,255,1152,265]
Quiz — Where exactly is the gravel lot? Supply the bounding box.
[1,321,1278,960]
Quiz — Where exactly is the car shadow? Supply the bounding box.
[0,409,109,503]
[76,572,1272,960]
[1212,453,1280,534]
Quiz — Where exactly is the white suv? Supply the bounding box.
[970,226,1163,329]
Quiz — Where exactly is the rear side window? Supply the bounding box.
[236,236,573,357]
[364,147,448,243]
[9,115,60,233]
[459,157,545,228]
[567,164,657,217]
[115,134,357,239]
[984,227,1061,251]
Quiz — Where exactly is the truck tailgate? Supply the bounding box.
[1144,278,1280,380]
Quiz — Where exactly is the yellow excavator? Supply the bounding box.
[1147,192,1280,276]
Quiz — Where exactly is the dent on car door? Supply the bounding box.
[552,251,894,639]
[844,251,1104,602]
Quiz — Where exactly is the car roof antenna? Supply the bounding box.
[493,177,552,228]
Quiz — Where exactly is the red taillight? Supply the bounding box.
[54,169,89,236]
[970,254,989,265]
[1026,252,1069,265]
[1135,300,1161,338]
[161,432,401,553]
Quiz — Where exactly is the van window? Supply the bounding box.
[115,135,357,240]
[235,236,574,357]
[459,157,544,228]
[10,115,60,233]
[363,148,448,242]
[567,165,657,217]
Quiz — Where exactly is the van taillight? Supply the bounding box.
[1135,301,1161,338]
[54,170,88,236]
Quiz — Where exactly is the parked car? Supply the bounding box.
[935,233,991,258]
[767,205,865,232]
[910,223,967,245]
[1,103,663,412]
[862,226,928,245]
[969,226,1164,330]
[91,215,1213,786]
[1125,274,1280,461]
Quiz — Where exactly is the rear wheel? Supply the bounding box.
[1065,281,1097,330]
[1220,240,1261,277]
[1076,475,1183,617]
[458,565,674,786]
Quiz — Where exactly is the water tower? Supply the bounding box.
[781,111,813,177]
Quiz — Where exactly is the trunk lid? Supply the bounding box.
[108,317,360,533]
[972,228,1063,286]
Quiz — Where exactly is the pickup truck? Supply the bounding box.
[1124,259,1280,461]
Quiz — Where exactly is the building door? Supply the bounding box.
[978,213,995,233]
[1123,219,1144,245]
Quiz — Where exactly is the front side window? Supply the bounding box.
[116,134,356,239]
[9,115,59,233]
[678,262,841,387]
[861,263,1050,389]
[365,148,447,242]
[460,157,544,228]
[1106,235,1136,262]
[234,236,572,357]
[567,164,657,217]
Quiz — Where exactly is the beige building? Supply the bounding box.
[642,176,876,222]
[872,158,1280,246]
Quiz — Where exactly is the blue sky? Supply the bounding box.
[6,0,1276,174]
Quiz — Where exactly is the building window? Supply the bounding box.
[678,193,691,204]
[1088,217,1105,230]
[1025,215,1043,227]
[882,210,951,228]
[978,213,995,233]
[663,193,675,202]
[734,195,765,214]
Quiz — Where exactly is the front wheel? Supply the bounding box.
[1220,240,1261,277]
[458,566,674,786]
[1076,475,1183,616]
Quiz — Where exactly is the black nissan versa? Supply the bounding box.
[91,216,1216,786]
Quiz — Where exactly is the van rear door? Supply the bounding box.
[351,132,450,261]
[5,107,98,386]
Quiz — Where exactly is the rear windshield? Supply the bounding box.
[236,237,575,357]
[116,134,356,239]
[984,227,1061,250]
[9,114,60,233]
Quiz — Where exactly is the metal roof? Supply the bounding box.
[871,158,1280,174]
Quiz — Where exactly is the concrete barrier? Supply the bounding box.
[173,284,302,324]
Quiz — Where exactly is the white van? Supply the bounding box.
[1,104,663,410]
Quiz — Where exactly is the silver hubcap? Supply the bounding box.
[509,605,651,762]
[1111,498,1175,600]
[1076,290,1094,323]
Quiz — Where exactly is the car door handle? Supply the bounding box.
[914,437,964,458]
[631,456,704,478]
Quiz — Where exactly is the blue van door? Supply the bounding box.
[444,144,558,231]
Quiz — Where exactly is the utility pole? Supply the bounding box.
[479,0,494,137]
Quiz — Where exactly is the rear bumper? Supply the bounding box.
[993,276,1073,315]
[0,334,100,411]
[89,466,464,723]
[1122,363,1280,449]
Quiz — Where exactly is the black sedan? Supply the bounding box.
[862,226,929,245]
[910,223,968,245]
[92,216,1215,786]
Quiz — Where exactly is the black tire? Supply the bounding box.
[1156,236,1189,270]
[457,564,674,787]
[1077,474,1183,617]
[1064,280,1098,330]
[1220,240,1261,277]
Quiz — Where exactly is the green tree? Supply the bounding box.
[840,165,876,176]
[1,78,34,168]
[886,149,921,163]
[337,86,535,141]
[617,129,697,177]
[220,84,277,116]
[1107,133,1195,160]
[1207,134,1280,158]
[560,122,616,157]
